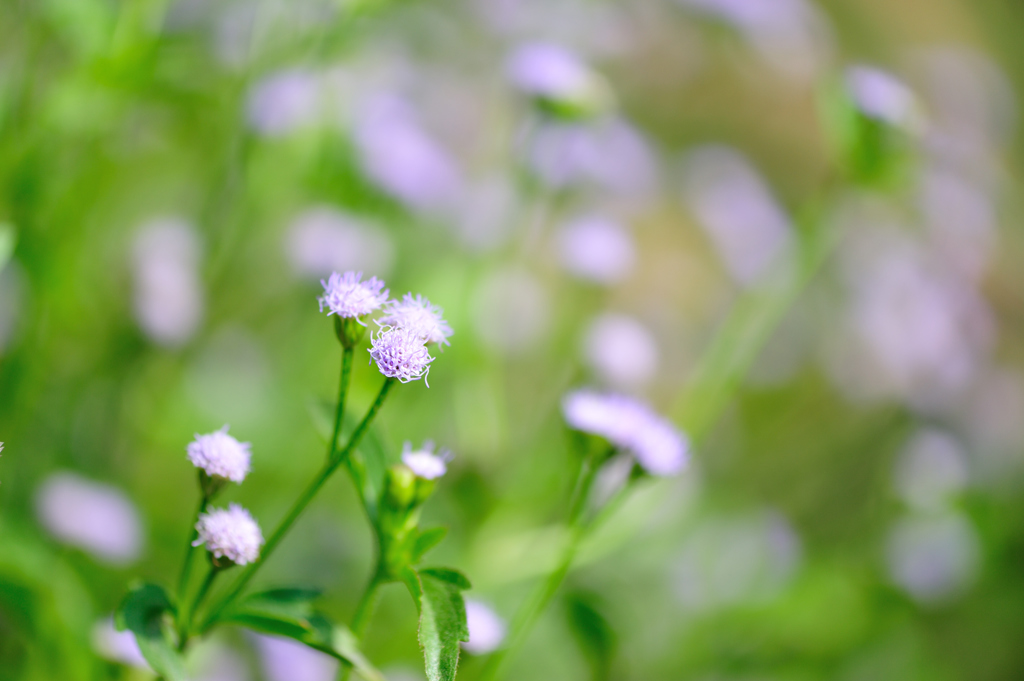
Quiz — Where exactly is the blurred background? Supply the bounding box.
[2,0,1024,679]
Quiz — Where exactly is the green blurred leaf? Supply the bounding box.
[402,568,469,681]
[419,567,472,591]
[0,224,15,273]
[411,527,448,563]
[115,583,186,681]
[564,592,617,681]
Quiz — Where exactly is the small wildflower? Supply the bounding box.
[378,293,453,347]
[187,426,251,484]
[369,327,434,385]
[194,503,264,567]
[561,390,689,476]
[318,271,389,321]
[462,600,506,655]
[845,66,924,132]
[401,441,451,480]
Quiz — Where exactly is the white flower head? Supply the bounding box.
[378,293,453,347]
[462,599,506,655]
[193,503,264,566]
[318,271,389,321]
[187,426,251,483]
[369,327,434,385]
[401,441,452,480]
[561,390,689,476]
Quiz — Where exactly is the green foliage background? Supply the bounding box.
[2,0,1024,679]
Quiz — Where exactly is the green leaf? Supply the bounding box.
[411,527,448,563]
[564,592,617,681]
[419,567,472,591]
[219,591,386,681]
[402,568,469,681]
[0,223,15,273]
[115,583,187,681]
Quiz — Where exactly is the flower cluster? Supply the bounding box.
[187,426,251,483]
[194,503,264,566]
[562,390,689,476]
[319,270,452,386]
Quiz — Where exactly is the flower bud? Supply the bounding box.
[383,464,417,514]
[335,314,367,349]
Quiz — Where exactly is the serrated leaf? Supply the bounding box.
[564,592,617,681]
[419,567,471,591]
[115,583,187,681]
[411,527,448,563]
[402,567,469,681]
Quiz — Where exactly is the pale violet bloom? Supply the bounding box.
[187,425,252,484]
[682,146,793,286]
[528,117,657,198]
[673,511,802,611]
[92,616,149,669]
[462,599,506,655]
[845,65,924,132]
[318,271,389,320]
[894,429,969,512]
[36,472,143,565]
[555,215,635,284]
[353,94,463,213]
[369,327,434,384]
[584,313,658,388]
[378,293,453,347]
[194,503,264,566]
[132,218,204,347]
[253,633,338,681]
[561,390,689,476]
[402,441,451,480]
[470,267,551,355]
[247,69,322,136]
[678,0,833,82]
[286,206,394,279]
[886,512,980,604]
[919,168,995,283]
[505,43,609,113]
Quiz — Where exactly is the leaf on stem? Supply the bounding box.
[114,582,187,681]
[217,589,386,681]
[411,527,448,563]
[401,567,470,681]
[564,591,617,681]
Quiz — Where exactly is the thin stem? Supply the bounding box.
[180,565,219,652]
[201,378,396,631]
[480,457,599,681]
[331,347,355,457]
[338,568,385,681]
[175,494,209,641]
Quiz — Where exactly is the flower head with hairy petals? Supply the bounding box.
[562,390,689,476]
[369,327,434,385]
[378,293,453,347]
[193,503,264,566]
[187,426,251,483]
[401,441,451,480]
[318,271,389,321]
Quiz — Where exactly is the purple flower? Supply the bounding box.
[187,425,251,484]
[562,390,689,476]
[194,503,264,566]
[369,327,434,385]
[378,293,453,347]
[318,271,389,320]
[401,441,451,479]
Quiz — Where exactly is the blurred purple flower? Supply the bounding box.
[253,633,338,681]
[845,65,923,131]
[287,207,395,279]
[132,218,204,347]
[378,293,453,347]
[584,313,658,388]
[555,215,635,284]
[462,599,506,655]
[402,441,451,480]
[36,472,143,565]
[682,146,792,286]
[886,512,980,604]
[247,69,322,136]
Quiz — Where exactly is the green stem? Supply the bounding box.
[180,565,219,652]
[338,568,385,681]
[175,494,209,642]
[332,347,354,456]
[201,378,396,631]
[480,457,600,681]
